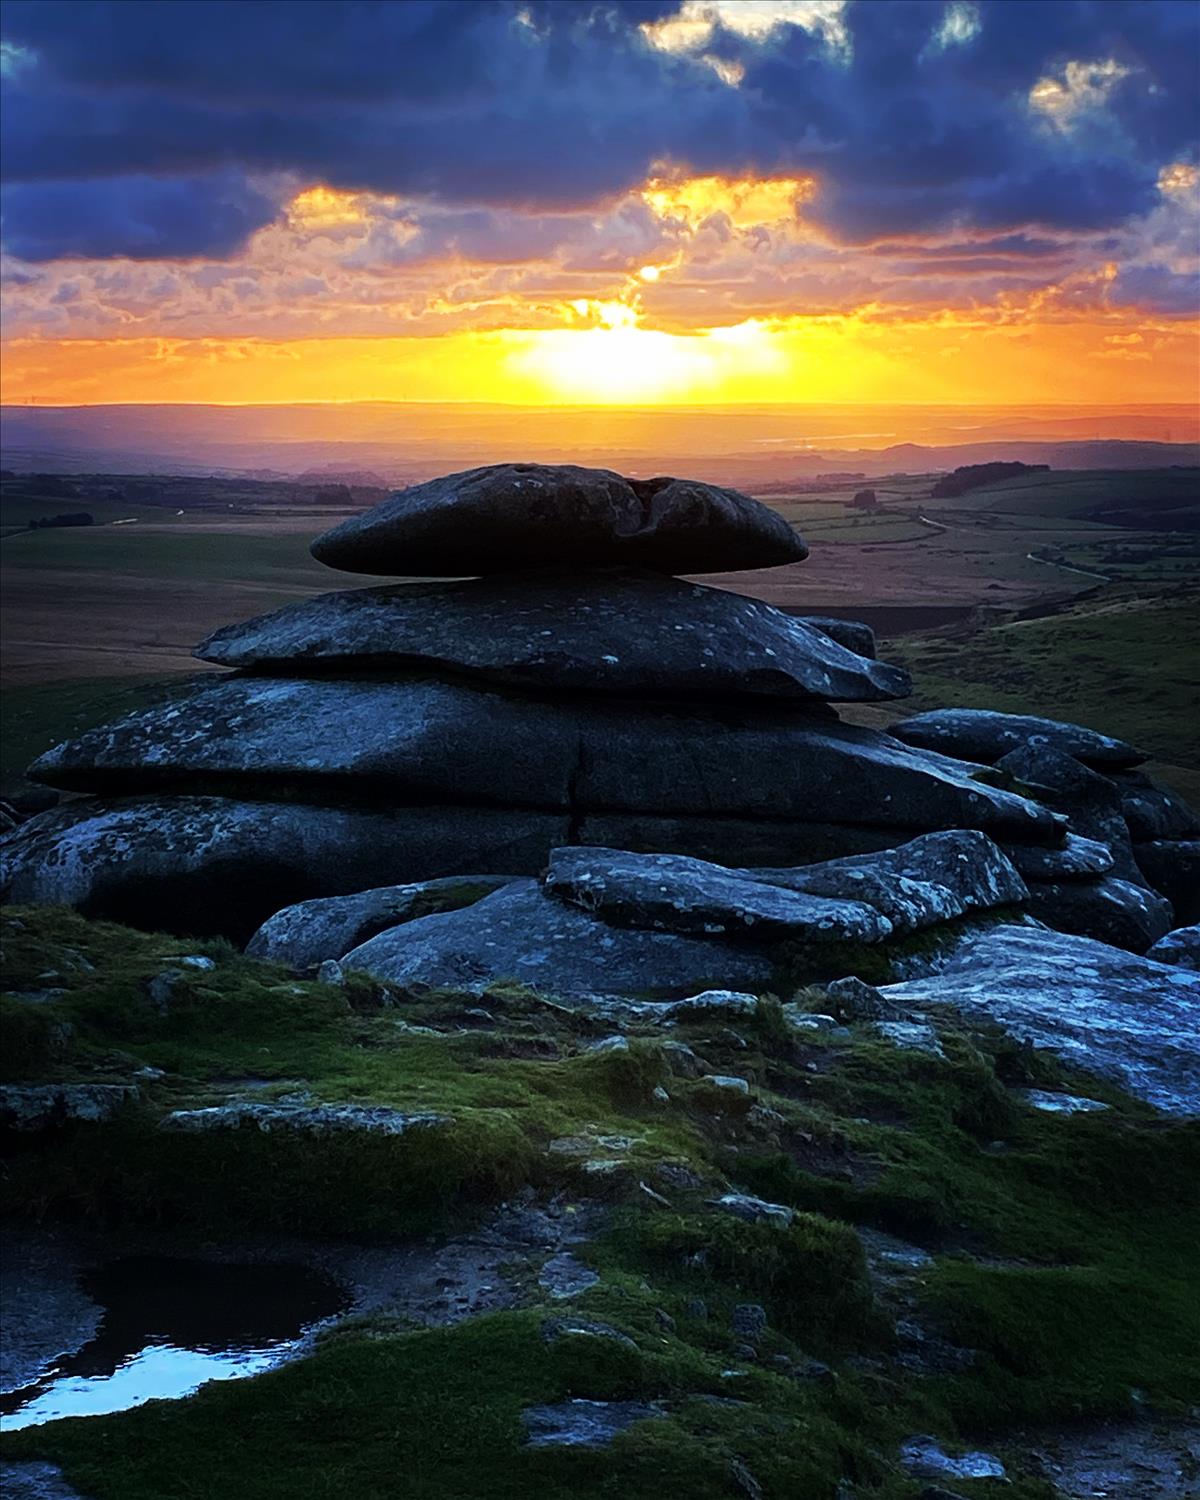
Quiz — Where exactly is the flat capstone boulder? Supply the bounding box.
[309,463,807,577]
[197,569,909,704]
[27,674,1064,840]
[341,880,777,999]
[543,847,892,942]
[889,708,1146,768]
[881,924,1200,1115]
[1147,926,1200,971]
[246,874,519,967]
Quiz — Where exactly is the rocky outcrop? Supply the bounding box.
[890,708,1146,768]
[335,833,1027,999]
[881,924,1200,1115]
[543,848,892,942]
[4,461,1187,959]
[308,463,807,575]
[197,568,910,703]
[0,796,567,939]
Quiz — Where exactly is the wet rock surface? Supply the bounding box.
[198,568,908,702]
[308,462,807,576]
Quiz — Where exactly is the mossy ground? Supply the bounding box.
[2,904,1198,1498]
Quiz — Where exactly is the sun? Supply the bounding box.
[505,323,719,403]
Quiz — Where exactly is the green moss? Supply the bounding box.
[2,903,1197,1493]
[0,1309,900,1500]
[605,1210,878,1350]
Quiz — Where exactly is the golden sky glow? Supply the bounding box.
[2,167,1196,407]
[4,309,1196,407]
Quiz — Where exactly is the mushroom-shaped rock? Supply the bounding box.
[309,463,807,577]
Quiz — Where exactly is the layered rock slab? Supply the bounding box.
[28,675,1064,838]
[742,829,1028,936]
[196,569,909,703]
[882,924,1200,1115]
[543,832,1026,941]
[889,709,1146,768]
[0,794,1065,940]
[542,848,893,942]
[309,463,807,577]
[342,880,777,998]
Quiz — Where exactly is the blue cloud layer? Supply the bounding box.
[1,0,1196,261]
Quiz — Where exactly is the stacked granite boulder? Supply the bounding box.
[890,709,1197,948]
[2,463,1074,939]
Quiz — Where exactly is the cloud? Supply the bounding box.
[1,0,1196,265]
[0,173,282,261]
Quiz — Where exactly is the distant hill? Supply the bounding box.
[1,404,1196,485]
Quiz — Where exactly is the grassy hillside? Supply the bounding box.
[883,589,1200,788]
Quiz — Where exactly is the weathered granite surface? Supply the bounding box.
[889,708,1145,768]
[343,880,777,998]
[246,874,518,967]
[197,568,909,703]
[27,674,1064,838]
[882,924,1200,1114]
[544,831,1026,941]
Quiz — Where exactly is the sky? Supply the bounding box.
[1,0,1197,407]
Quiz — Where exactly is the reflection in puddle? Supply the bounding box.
[1,1255,348,1430]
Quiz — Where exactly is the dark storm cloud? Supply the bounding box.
[1,174,280,262]
[0,0,1195,261]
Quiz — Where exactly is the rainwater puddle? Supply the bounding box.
[1,1255,348,1430]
